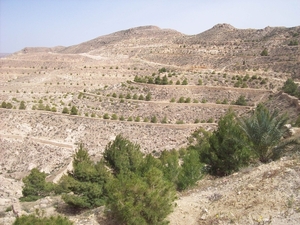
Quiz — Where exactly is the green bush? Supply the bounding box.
[45,105,51,111]
[19,101,26,110]
[199,110,251,176]
[145,92,151,101]
[177,149,203,190]
[159,150,180,184]
[70,106,78,115]
[132,93,138,100]
[106,168,175,225]
[182,78,188,85]
[177,97,185,103]
[59,144,110,208]
[138,94,144,100]
[282,78,299,97]
[103,113,110,119]
[161,116,167,123]
[158,67,167,73]
[151,115,157,123]
[20,168,55,202]
[1,101,7,108]
[235,95,247,106]
[6,102,13,109]
[104,134,144,174]
[13,214,73,225]
[62,107,69,114]
[111,113,118,120]
[260,48,268,56]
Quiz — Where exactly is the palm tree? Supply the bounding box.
[239,104,299,163]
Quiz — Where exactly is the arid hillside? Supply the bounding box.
[0,24,300,225]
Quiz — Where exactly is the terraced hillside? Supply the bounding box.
[0,24,300,224]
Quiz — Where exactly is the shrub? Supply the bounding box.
[20,168,54,202]
[45,105,51,111]
[161,116,167,123]
[104,134,143,175]
[177,149,203,190]
[282,78,299,96]
[106,168,175,225]
[182,78,188,85]
[38,103,45,110]
[185,97,191,103]
[158,67,167,73]
[151,116,157,123]
[103,113,110,119]
[199,110,251,176]
[177,97,185,103]
[126,93,131,99]
[13,214,73,225]
[111,114,118,120]
[138,94,144,100]
[1,101,7,108]
[207,118,214,123]
[235,95,247,106]
[60,144,110,208]
[62,107,69,114]
[260,48,268,56]
[145,92,151,101]
[19,101,26,110]
[132,93,138,100]
[70,106,78,115]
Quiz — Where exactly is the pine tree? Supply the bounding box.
[199,110,251,176]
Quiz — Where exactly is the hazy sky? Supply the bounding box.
[1,0,299,53]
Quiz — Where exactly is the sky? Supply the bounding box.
[0,0,299,53]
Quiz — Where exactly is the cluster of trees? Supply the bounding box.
[134,74,171,85]
[112,92,152,101]
[21,135,203,224]
[19,104,299,224]
[134,75,188,86]
[1,100,27,110]
[1,101,13,109]
[190,105,299,176]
